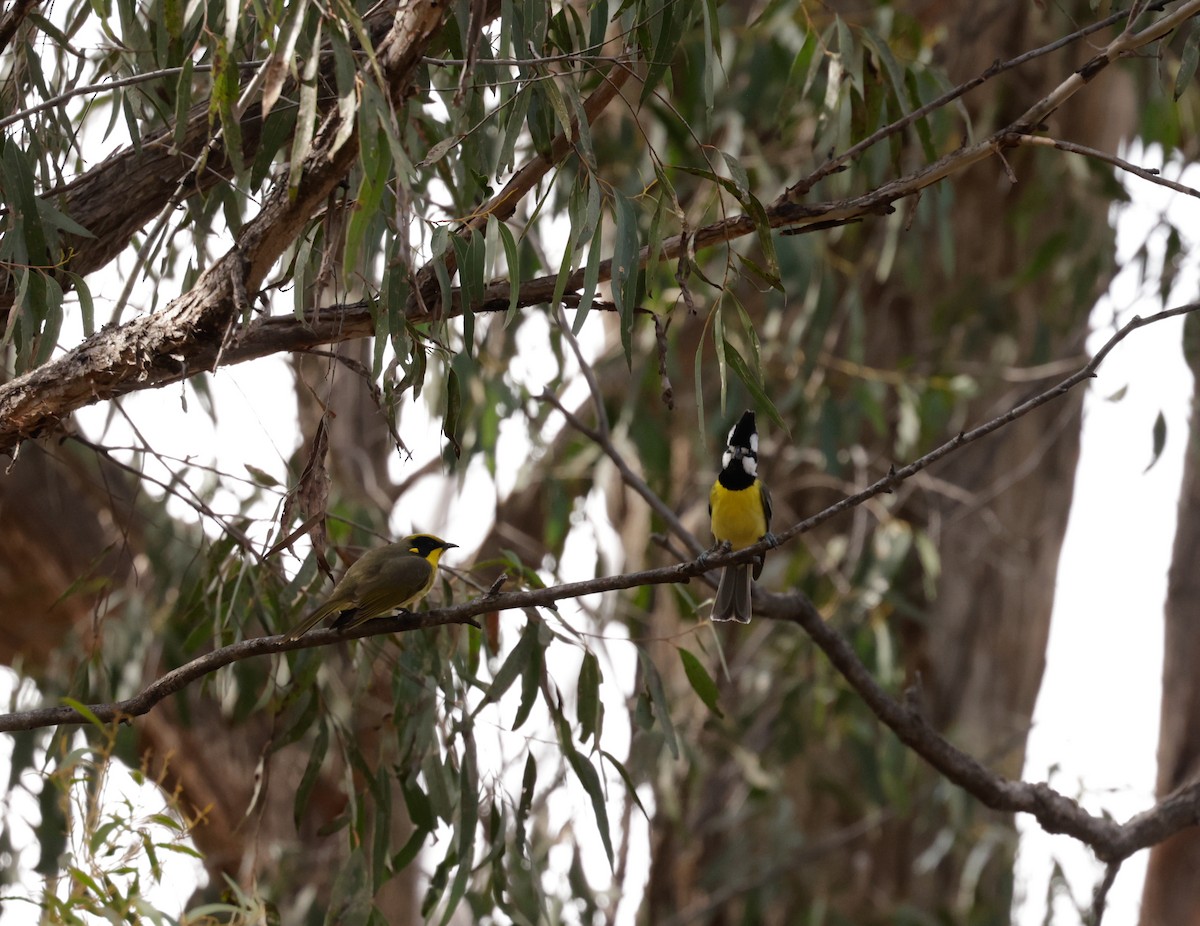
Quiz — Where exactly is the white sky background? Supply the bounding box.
[1014,146,1197,926]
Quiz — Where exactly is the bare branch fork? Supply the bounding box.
[2,305,1195,888]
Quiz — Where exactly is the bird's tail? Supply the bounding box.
[282,600,344,642]
[712,563,752,623]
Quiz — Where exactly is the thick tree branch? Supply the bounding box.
[0,0,451,453]
[0,0,39,58]
[0,7,398,316]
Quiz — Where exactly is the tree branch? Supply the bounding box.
[0,0,451,454]
[1009,133,1200,199]
[437,2,1200,317]
[785,1,1161,199]
[0,0,39,58]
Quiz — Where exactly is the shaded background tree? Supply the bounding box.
[1,0,1199,923]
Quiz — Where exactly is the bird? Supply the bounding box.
[283,533,458,641]
[708,410,773,622]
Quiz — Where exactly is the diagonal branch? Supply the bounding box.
[468,0,1200,316]
[1009,133,1200,199]
[0,0,451,454]
[0,10,397,317]
[0,0,39,58]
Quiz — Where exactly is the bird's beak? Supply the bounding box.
[443,542,459,550]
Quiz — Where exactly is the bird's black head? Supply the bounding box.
[727,410,758,454]
[719,410,759,487]
[405,534,458,558]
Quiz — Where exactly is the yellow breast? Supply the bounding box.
[710,481,767,550]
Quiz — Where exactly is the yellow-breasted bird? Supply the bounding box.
[283,533,457,641]
[708,410,773,623]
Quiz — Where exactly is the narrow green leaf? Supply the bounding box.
[512,630,542,731]
[515,752,537,844]
[400,777,435,831]
[171,57,195,149]
[392,826,431,872]
[1147,410,1168,472]
[59,697,103,729]
[443,366,462,459]
[776,29,817,126]
[699,0,717,113]
[540,71,574,142]
[262,0,307,117]
[712,301,728,412]
[289,18,322,195]
[1178,21,1200,101]
[429,225,454,319]
[421,751,455,824]
[572,214,605,335]
[723,341,787,433]
[328,29,359,156]
[496,220,522,326]
[36,198,93,241]
[293,720,328,829]
[732,294,762,373]
[211,41,243,176]
[497,85,532,173]
[418,133,466,169]
[561,77,595,172]
[551,223,578,311]
[612,190,640,365]
[439,731,477,926]
[577,651,602,742]
[835,15,863,94]
[638,649,679,760]
[327,848,372,926]
[32,274,62,366]
[563,742,614,866]
[677,648,723,717]
[2,144,48,264]
[474,619,538,717]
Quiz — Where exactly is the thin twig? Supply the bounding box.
[1087,861,1122,926]
[540,390,705,558]
[786,2,1159,198]
[1010,133,1200,199]
[555,305,610,439]
[0,60,267,133]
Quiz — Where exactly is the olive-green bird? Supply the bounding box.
[283,533,457,641]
